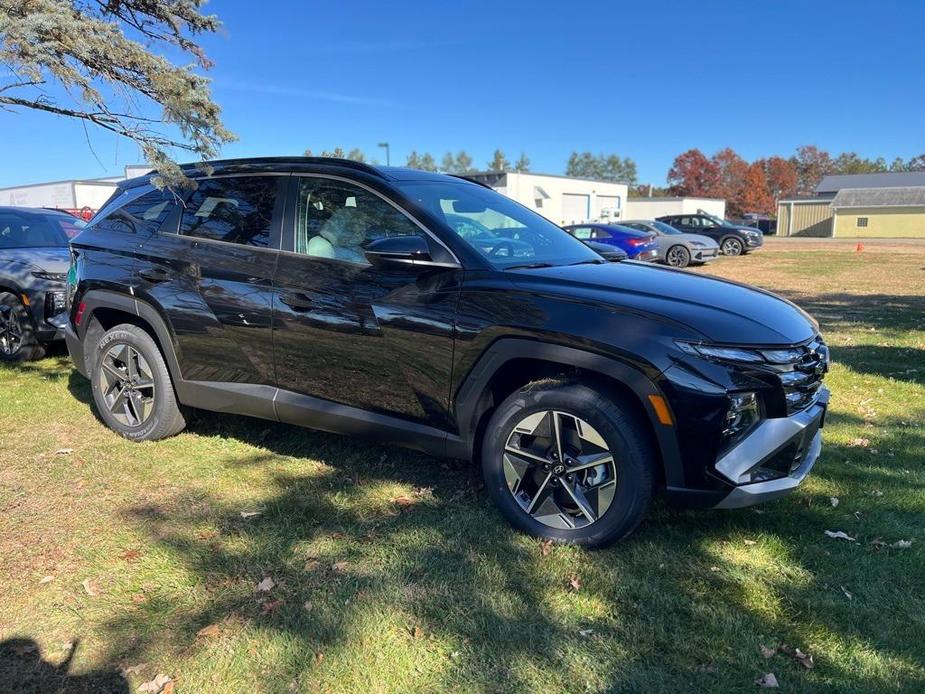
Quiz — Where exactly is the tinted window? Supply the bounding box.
[96,188,176,235]
[592,228,611,239]
[0,213,68,249]
[180,177,278,247]
[294,178,420,263]
[47,214,87,239]
[570,227,593,240]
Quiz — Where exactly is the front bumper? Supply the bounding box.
[692,247,719,263]
[744,236,763,251]
[634,248,659,262]
[713,387,829,508]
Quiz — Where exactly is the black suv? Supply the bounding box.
[65,158,828,546]
[657,214,764,256]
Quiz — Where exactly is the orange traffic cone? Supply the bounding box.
[856,242,864,252]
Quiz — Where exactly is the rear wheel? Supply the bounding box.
[665,244,691,268]
[481,380,655,547]
[720,236,744,256]
[90,324,186,441]
[0,292,43,362]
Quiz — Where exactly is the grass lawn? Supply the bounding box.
[1,238,923,692]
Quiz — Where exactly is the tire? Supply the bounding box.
[665,244,691,268]
[481,380,655,547]
[0,291,44,362]
[720,236,744,256]
[90,323,186,441]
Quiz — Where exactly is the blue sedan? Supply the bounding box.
[563,223,659,262]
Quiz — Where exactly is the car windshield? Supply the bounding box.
[47,213,87,239]
[651,220,683,235]
[0,213,70,249]
[395,180,600,268]
[704,213,734,228]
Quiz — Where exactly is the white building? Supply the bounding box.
[467,172,629,225]
[0,164,152,217]
[624,196,726,220]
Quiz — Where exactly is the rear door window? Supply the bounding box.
[179,177,282,248]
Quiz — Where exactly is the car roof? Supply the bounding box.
[0,206,68,218]
[118,157,456,190]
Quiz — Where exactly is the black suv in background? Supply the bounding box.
[657,213,764,256]
[65,158,828,546]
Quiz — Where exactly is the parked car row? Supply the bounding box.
[0,158,827,548]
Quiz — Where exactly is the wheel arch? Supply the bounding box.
[452,339,684,488]
[76,289,181,380]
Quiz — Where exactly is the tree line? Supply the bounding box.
[664,146,925,217]
[304,147,529,173]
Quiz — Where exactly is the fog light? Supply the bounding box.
[722,392,761,449]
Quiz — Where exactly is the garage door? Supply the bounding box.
[561,194,590,224]
[595,195,621,220]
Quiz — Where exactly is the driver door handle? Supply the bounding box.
[281,292,314,311]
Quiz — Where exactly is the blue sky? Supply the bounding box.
[2,0,924,188]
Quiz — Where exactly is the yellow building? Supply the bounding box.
[830,187,925,238]
[777,172,925,238]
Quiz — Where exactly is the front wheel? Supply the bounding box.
[481,380,655,547]
[90,324,186,441]
[720,236,744,256]
[665,244,691,268]
[0,291,43,362]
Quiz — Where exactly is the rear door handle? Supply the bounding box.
[280,292,314,311]
[139,268,170,283]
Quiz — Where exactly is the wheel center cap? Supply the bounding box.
[552,463,566,476]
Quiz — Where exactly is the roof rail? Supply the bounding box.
[172,156,386,179]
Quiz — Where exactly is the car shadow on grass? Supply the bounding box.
[0,638,128,693]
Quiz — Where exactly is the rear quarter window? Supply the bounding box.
[94,188,177,235]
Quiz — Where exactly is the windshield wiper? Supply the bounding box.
[566,259,607,266]
[503,262,555,270]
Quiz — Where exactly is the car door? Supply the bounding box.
[134,174,284,386]
[272,175,461,430]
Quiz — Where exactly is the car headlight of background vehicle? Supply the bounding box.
[31,271,67,282]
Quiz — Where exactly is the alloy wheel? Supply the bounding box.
[666,246,690,267]
[0,305,24,356]
[502,410,617,529]
[722,238,743,255]
[99,343,157,427]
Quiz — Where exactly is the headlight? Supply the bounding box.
[676,341,764,363]
[45,291,67,316]
[32,271,67,282]
[722,391,762,451]
[690,241,705,248]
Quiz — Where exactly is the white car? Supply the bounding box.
[621,219,720,268]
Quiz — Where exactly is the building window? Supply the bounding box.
[856,217,868,228]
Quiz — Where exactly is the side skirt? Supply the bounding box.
[177,380,459,459]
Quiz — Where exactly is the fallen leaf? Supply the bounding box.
[120,550,141,562]
[393,495,416,507]
[539,539,553,557]
[331,561,350,574]
[891,539,913,549]
[314,651,325,665]
[792,648,814,670]
[412,625,424,639]
[304,560,321,572]
[240,511,262,519]
[330,532,346,540]
[162,682,175,694]
[578,628,594,637]
[131,593,147,604]
[39,575,55,584]
[744,539,757,546]
[870,489,884,497]
[710,566,720,572]
[137,673,172,693]
[256,577,275,592]
[568,575,582,592]
[82,578,101,596]
[848,438,870,448]
[196,624,221,638]
[841,585,853,600]
[760,644,777,659]
[122,663,147,676]
[303,601,313,611]
[262,599,284,614]
[755,672,779,688]
[824,530,856,542]
[830,497,839,507]
[54,448,73,456]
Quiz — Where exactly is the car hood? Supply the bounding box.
[507,262,817,345]
[0,247,70,274]
[680,233,719,248]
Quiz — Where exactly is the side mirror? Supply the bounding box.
[364,235,433,267]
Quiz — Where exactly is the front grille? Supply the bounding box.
[764,337,829,414]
